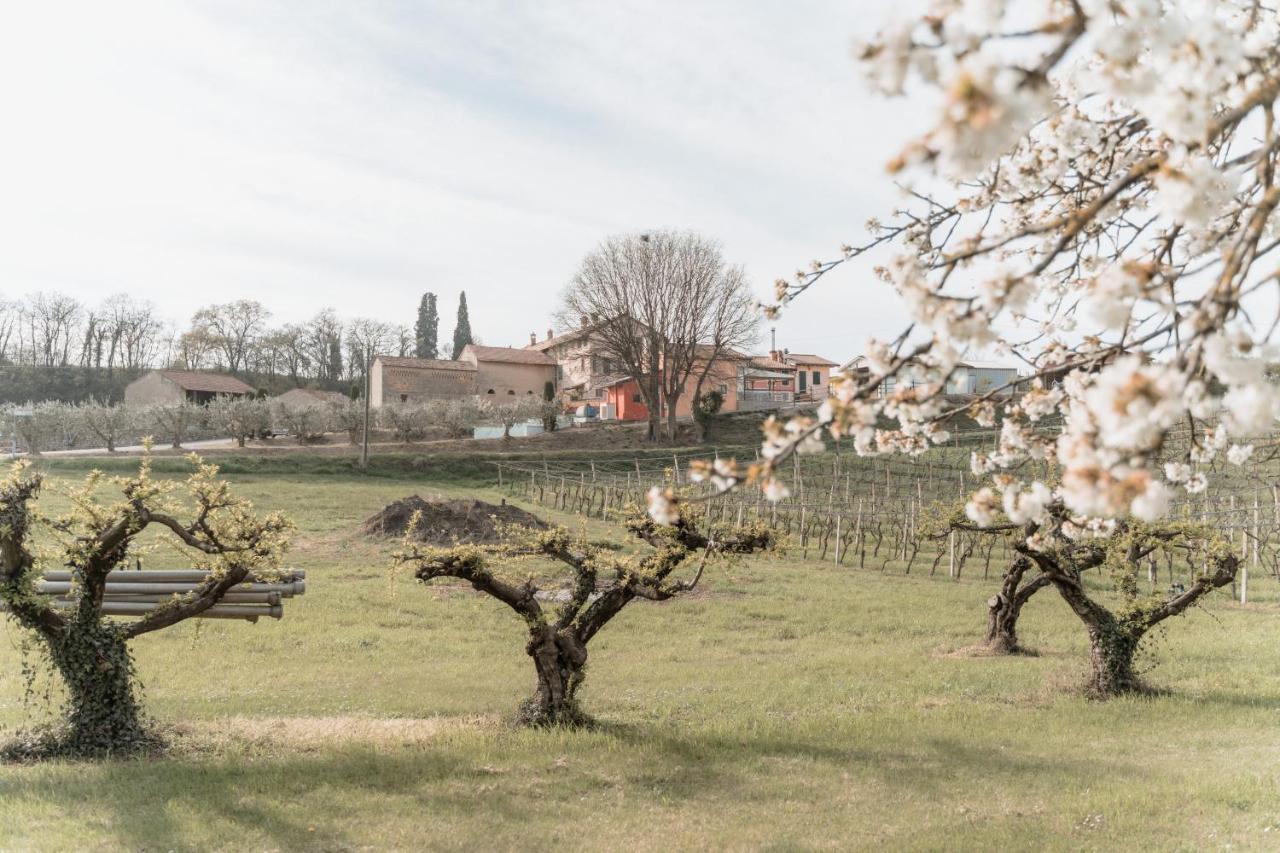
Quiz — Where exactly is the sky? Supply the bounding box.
[0,0,925,362]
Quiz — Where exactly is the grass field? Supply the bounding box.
[2,460,1279,851]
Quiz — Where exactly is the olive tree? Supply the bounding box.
[75,401,136,453]
[330,396,364,445]
[0,456,293,756]
[147,402,200,449]
[479,396,544,441]
[273,401,331,444]
[395,514,773,726]
[208,396,269,448]
[378,401,428,444]
[437,398,481,439]
[5,402,67,457]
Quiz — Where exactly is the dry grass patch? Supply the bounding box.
[171,714,500,755]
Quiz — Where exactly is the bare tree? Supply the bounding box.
[561,231,758,441]
[305,309,344,383]
[345,318,396,382]
[175,327,217,371]
[190,300,271,375]
[0,298,17,364]
[23,292,83,367]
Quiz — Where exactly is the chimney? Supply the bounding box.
[530,332,537,346]
[769,349,784,363]
[545,328,553,341]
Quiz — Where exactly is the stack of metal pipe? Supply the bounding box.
[17,569,307,623]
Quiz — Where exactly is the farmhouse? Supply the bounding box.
[785,352,839,401]
[123,369,255,406]
[369,356,477,408]
[741,355,796,410]
[460,344,557,398]
[525,324,628,404]
[598,348,747,421]
[369,346,558,408]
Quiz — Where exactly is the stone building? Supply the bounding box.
[123,370,255,406]
[369,356,477,407]
[459,344,557,399]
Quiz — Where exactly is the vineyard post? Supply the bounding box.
[855,498,863,568]
[1252,492,1261,593]
[834,515,842,565]
[1274,485,1279,579]
[948,530,956,580]
[1230,494,1238,600]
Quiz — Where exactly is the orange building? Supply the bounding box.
[600,349,744,421]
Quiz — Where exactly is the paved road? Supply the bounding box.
[8,437,237,459]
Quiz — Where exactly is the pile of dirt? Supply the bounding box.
[361,495,547,545]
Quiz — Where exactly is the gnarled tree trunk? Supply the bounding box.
[46,620,148,754]
[984,557,1049,654]
[1084,623,1143,698]
[521,627,589,726]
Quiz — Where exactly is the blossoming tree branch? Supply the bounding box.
[654,0,1280,552]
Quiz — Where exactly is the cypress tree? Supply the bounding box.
[328,336,343,381]
[451,291,473,359]
[415,292,439,359]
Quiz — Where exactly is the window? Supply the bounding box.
[526,390,534,394]
[399,394,408,402]
[507,389,515,395]
[812,370,821,385]
[718,384,728,395]
[486,389,495,394]
[632,394,642,403]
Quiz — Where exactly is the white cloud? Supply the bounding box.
[0,0,923,359]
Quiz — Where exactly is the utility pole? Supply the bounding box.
[360,352,372,470]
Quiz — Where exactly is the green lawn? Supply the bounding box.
[1,465,1279,851]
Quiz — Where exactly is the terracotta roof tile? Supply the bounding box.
[159,370,254,394]
[375,356,476,372]
[785,353,839,367]
[463,345,556,366]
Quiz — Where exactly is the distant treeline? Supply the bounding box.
[0,364,356,406]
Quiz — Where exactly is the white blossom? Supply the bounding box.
[646,487,679,526]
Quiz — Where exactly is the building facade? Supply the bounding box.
[369,356,477,407]
[369,347,558,408]
[124,370,255,406]
[460,345,557,398]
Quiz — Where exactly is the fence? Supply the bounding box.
[492,430,1280,602]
